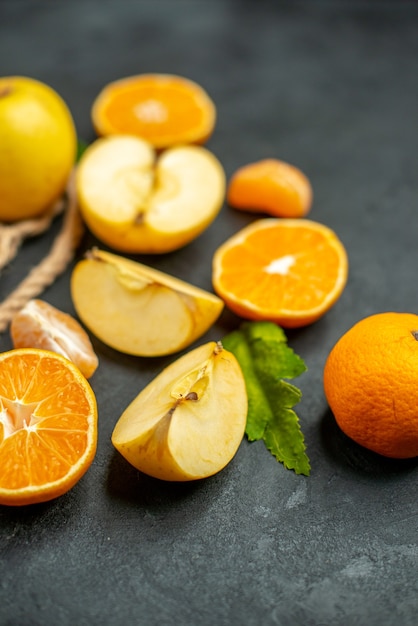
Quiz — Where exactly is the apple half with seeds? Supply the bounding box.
[76,134,226,253]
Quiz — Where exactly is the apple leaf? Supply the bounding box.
[222,321,310,476]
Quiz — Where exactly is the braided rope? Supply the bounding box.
[0,197,65,271]
[0,170,84,332]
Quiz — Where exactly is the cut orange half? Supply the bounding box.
[212,218,348,328]
[0,348,98,506]
[91,73,216,149]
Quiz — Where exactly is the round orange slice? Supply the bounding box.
[0,348,98,506]
[212,218,348,328]
[91,73,216,149]
[10,299,98,379]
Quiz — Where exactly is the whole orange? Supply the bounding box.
[323,312,418,459]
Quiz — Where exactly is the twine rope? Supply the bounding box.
[0,169,84,332]
[0,197,65,270]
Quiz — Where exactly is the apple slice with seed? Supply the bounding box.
[70,248,224,357]
[111,340,247,480]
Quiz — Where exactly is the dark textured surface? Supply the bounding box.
[1,1,418,625]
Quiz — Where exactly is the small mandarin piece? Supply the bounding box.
[10,299,98,379]
[0,348,98,506]
[324,312,418,459]
[0,75,76,222]
[76,135,225,254]
[212,218,348,328]
[112,341,247,481]
[227,158,313,218]
[91,73,216,149]
[71,248,224,357]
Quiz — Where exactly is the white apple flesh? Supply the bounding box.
[70,248,224,357]
[76,135,226,253]
[111,341,248,481]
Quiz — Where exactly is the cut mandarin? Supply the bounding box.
[91,73,216,149]
[10,299,98,379]
[212,218,348,328]
[0,348,98,506]
[227,159,313,218]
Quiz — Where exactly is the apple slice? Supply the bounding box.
[111,341,247,481]
[76,135,226,253]
[70,248,224,356]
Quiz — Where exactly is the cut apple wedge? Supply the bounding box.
[70,248,224,356]
[111,341,248,481]
[76,135,226,253]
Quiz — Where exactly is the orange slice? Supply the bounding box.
[227,159,313,218]
[0,348,98,506]
[212,218,348,328]
[91,73,216,149]
[10,299,98,379]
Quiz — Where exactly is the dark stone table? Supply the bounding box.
[1,1,418,624]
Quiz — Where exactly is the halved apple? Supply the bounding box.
[70,248,224,356]
[76,135,226,253]
[111,341,248,481]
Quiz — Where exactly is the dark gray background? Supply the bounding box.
[1,1,418,625]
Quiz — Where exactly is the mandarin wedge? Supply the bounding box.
[91,73,216,149]
[71,248,224,357]
[76,135,225,254]
[112,341,247,481]
[10,299,98,379]
[212,218,348,328]
[0,348,97,506]
[227,158,312,218]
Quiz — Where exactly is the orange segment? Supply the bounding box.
[212,218,348,328]
[91,73,216,149]
[227,159,313,218]
[0,348,98,506]
[10,299,98,379]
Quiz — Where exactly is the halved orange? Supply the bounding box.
[10,299,98,379]
[0,348,98,506]
[91,73,216,149]
[212,218,348,328]
[227,158,313,218]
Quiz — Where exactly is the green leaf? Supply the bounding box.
[223,321,310,476]
[76,138,89,162]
